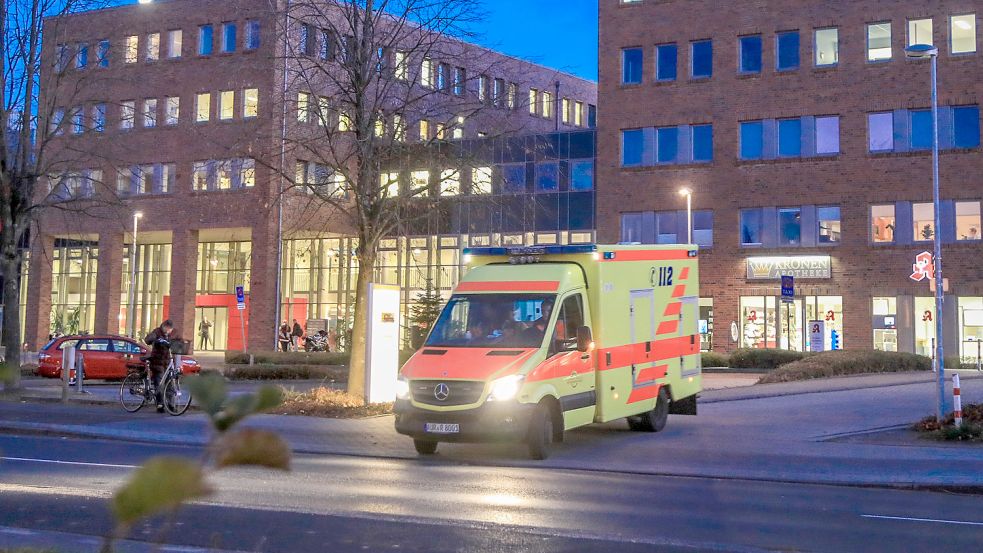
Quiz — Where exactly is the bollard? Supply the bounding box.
[75,354,87,394]
[953,373,963,428]
[61,346,76,403]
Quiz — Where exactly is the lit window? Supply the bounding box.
[393,114,406,141]
[656,43,677,81]
[951,15,977,54]
[435,123,446,140]
[243,88,259,118]
[691,40,712,78]
[168,30,183,58]
[192,161,210,190]
[867,22,892,61]
[778,118,801,157]
[871,204,896,243]
[421,58,433,88]
[439,169,459,196]
[815,116,840,154]
[868,112,894,152]
[219,90,235,120]
[739,35,762,73]
[245,20,260,50]
[375,114,385,137]
[143,98,157,128]
[120,101,135,129]
[622,47,643,84]
[410,170,430,193]
[146,33,160,61]
[913,202,935,241]
[196,93,211,122]
[338,111,351,131]
[478,75,488,102]
[453,116,465,139]
[380,172,399,197]
[528,89,538,115]
[124,35,139,63]
[161,163,175,193]
[740,209,763,245]
[956,201,981,240]
[199,25,214,55]
[217,160,233,190]
[419,119,429,141]
[542,91,553,118]
[561,98,571,124]
[575,101,584,126]
[815,28,838,66]
[472,167,492,194]
[740,121,763,160]
[776,31,800,71]
[222,23,237,53]
[297,92,310,123]
[394,51,408,80]
[507,83,517,109]
[240,158,255,188]
[165,97,180,125]
[317,96,329,126]
[908,18,933,47]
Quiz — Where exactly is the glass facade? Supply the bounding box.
[959,297,983,363]
[119,244,172,338]
[742,295,843,351]
[50,243,99,335]
[872,297,898,352]
[197,241,251,294]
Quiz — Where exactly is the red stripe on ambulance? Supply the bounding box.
[455,280,560,293]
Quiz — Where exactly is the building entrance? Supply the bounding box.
[195,306,228,351]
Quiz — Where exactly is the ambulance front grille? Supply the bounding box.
[411,380,485,406]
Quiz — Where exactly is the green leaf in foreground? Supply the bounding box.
[214,429,292,471]
[184,373,228,416]
[111,457,212,528]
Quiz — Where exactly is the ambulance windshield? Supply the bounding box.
[425,294,555,348]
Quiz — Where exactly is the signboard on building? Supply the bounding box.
[809,320,825,353]
[781,275,795,303]
[746,256,832,280]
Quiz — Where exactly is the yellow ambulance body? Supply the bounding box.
[394,244,701,459]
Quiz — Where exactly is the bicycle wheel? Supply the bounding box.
[120,373,148,413]
[163,377,192,416]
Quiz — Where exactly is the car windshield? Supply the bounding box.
[425,294,556,348]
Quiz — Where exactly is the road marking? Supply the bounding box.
[0,456,137,469]
[862,514,983,527]
[0,482,112,498]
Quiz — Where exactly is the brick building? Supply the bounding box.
[24,0,596,351]
[599,0,983,358]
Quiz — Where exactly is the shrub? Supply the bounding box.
[225,351,350,366]
[701,351,729,368]
[913,404,983,441]
[276,387,393,418]
[758,350,930,384]
[225,365,347,382]
[728,348,809,370]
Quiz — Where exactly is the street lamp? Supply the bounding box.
[905,43,946,422]
[127,212,143,338]
[678,188,693,244]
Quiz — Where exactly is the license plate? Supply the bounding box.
[424,423,460,434]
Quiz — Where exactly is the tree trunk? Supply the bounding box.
[346,247,376,401]
[1,256,23,390]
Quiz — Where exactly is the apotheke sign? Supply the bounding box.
[746,256,832,280]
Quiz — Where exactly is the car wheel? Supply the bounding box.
[413,439,438,455]
[628,388,670,433]
[526,403,553,460]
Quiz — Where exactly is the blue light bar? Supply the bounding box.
[464,244,598,257]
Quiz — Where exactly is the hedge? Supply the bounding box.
[225,365,348,381]
[727,348,809,370]
[225,350,418,368]
[758,350,931,384]
[701,352,730,368]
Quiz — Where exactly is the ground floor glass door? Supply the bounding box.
[195,306,228,351]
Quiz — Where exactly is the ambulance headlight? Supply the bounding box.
[395,376,411,400]
[489,375,525,402]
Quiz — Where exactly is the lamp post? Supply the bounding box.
[127,212,143,338]
[679,188,693,244]
[905,43,946,422]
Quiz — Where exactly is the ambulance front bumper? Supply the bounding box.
[394,399,536,443]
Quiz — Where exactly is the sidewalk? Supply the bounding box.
[2,371,981,491]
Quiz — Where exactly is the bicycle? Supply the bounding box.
[119,346,193,416]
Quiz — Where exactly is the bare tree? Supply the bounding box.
[2,0,115,388]
[279,0,536,398]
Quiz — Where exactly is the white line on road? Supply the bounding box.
[862,514,983,527]
[0,456,137,469]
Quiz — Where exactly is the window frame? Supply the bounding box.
[870,204,897,244]
[776,30,801,71]
[814,27,839,67]
[866,21,893,62]
[691,39,713,79]
[738,34,763,74]
[622,47,644,85]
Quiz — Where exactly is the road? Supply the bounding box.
[1,433,981,552]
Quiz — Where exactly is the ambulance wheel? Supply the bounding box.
[627,388,670,432]
[413,439,438,455]
[526,404,553,460]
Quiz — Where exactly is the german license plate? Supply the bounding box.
[424,423,460,434]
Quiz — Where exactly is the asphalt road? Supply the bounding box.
[1,434,981,552]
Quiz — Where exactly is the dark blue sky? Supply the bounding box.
[475,0,598,81]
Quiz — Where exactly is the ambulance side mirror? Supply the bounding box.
[576,326,593,353]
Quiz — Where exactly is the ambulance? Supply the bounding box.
[394,244,701,459]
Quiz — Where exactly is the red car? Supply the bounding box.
[35,334,201,380]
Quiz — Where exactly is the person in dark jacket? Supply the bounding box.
[291,319,303,351]
[144,320,174,412]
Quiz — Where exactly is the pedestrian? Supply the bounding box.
[198,318,212,350]
[291,319,303,352]
[278,322,291,352]
[144,320,175,413]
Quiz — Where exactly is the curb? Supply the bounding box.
[700,372,983,403]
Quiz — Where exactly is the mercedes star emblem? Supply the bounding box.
[434,383,450,401]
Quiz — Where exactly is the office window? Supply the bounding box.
[508,83,518,110]
[868,112,894,151]
[739,35,762,74]
[692,211,713,246]
[436,63,448,90]
[196,92,211,122]
[478,75,488,103]
[953,105,981,148]
[911,109,932,150]
[393,114,406,141]
[575,102,584,126]
[777,31,800,71]
[657,127,678,163]
[216,160,233,190]
[421,58,433,88]
[867,22,892,61]
[393,51,408,80]
[528,89,538,115]
[622,47,643,84]
[124,35,138,63]
[438,170,459,196]
[316,96,330,126]
[296,92,310,123]
[338,111,352,131]
[453,67,465,95]
[55,44,69,72]
[76,43,88,69]
[299,24,314,57]
[419,119,429,141]
[120,101,135,129]
[570,160,594,191]
[246,20,260,50]
[778,118,802,157]
[222,23,237,53]
[165,97,179,125]
[472,167,492,194]
[818,206,841,243]
[192,161,209,190]
[452,115,464,139]
[71,107,83,134]
[239,159,256,189]
[655,211,678,244]
[50,108,65,135]
[561,98,571,124]
[741,209,764,245]
[622,129,644,167]
[535,162,559,192]
[656,43,677,81]
[908,18,933,47]
[691,40,712,78]
[778,207,802,245]
[816,116,840,154]
[956,201,981,240]
[693,124,713,162]
[199,25,214,55]
[871,204,896,243]
[168,30,182,58]
[146,33,160,61]
[143,98,157,128]
[92,104,106,132]
[740,121,763,159]
[542,91,553,118]
[219,91,234,120]
[492,78,504,106]
[243,89,259,118]
[97,40,110,67]
[815,28,839,66]
[951,15,977,54]
[913,202,935,241]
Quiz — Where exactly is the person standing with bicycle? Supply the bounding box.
[144,320,174,413]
